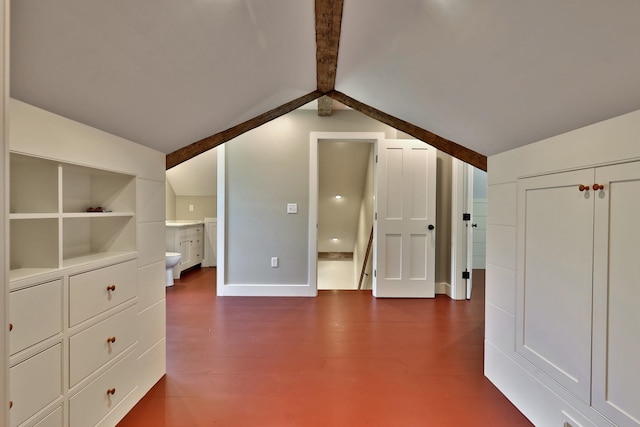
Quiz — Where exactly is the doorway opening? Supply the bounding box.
[309,132,384,293]
[317,139,375,290]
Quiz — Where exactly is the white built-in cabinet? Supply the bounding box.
[516,161,640,427]
[166,224,203,278]
[8,152,138,427]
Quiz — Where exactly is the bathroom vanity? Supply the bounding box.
[165,222,204,278]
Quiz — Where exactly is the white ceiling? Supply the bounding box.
[10,1,640,159]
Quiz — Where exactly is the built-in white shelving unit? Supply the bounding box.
[9,153,136,284]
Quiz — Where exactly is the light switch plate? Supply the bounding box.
[287,203,298,214]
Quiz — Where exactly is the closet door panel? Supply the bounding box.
[516,169,594,403]
[593,162,640,426]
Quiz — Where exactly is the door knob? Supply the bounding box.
[428,225,435,230]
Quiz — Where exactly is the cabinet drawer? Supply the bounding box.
[69,260,137,326]
[10,279,62,355]
[10,344,62,427]
[33,406,63,427]
[69,305,137,387]
[69,350,137,427]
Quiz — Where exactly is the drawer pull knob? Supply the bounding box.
[106,285,116,292]
[579,184,590,192]
[9,323,12,332]
[593,183,605,191]
[9,401,12,409]
[107,388,116,395]
[107,336,117,344]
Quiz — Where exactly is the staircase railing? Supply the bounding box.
[358,226,374,290]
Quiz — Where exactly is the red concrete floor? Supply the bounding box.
[118,268,532,427]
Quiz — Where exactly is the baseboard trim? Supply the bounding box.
[220,284,315,297]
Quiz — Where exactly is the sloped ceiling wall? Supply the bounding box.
[10,1,640,167]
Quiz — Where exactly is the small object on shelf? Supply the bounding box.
[86,206,109,212]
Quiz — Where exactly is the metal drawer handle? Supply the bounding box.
[593,183,605,190]
[107,388,116,395]
[9,401,12,409]
[9,323,12,332]
[106,285,116,292]
[107,336,116,344]
[579,184,590,192]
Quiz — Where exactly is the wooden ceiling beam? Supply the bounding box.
[317,95,333,116]
[166,91,322,170]
[315,0,344,93]
[329,91,487,171]
[166,0,487,171]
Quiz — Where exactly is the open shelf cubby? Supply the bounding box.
[9,152,137,281]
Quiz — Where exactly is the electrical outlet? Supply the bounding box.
[287,203,297,214]
[271,257,279,268]
[189,204,194,212]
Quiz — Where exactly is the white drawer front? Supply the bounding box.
[10,344,62,427]
[69,306,137,387]
[69,351,137,427]
[10,279,62,355]
[34,406,63,427]
[69,260,137,326]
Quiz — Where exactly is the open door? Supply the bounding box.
[373,139,437,298]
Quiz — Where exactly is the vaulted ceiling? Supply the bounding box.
[10,1,640,171]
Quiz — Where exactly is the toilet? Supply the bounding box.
[165,252,182,287]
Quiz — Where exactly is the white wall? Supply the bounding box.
[223,109,397,294]
[485,109,640,427]
[435,151,452,290]
[318,259,355,290]
[165,181,176,220]
[175,195,216,220]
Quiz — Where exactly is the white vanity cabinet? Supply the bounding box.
[516,161,640,426]
[8,152,140,427]
[166,223,204,278]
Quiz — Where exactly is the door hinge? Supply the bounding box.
[374,269,377,278]
[463,213,471,221]
[462,270,470,280]
[375,155,378,163]
[375,212,377,220]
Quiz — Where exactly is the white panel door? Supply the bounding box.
[592,161,640,426]
[374,140,436,298]
[516,169,594,403]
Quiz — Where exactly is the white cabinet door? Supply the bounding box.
[203,219,217,267]
[178,236,192,268]
[592,162,640,426]
[374,140,436,298]
[516,169,594,403]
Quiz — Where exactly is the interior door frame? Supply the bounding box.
[309,132,385,294]
[450,158,474,300]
